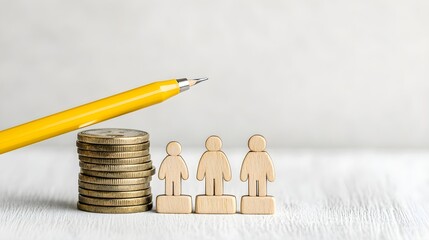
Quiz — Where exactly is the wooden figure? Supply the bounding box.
[195,135,236,214]
[156,141,192,213]
[240,134,275,214]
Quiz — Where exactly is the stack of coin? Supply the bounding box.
[76,128,155,214]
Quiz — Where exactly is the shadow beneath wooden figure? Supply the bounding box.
[0,192,76,212]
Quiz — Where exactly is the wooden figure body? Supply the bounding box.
[158,141,189,196]
[196,136,232,196]
[195,136,236,214]
[156,141,192,213]
[240,134,276,214]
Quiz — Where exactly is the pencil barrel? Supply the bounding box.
[0,80,179,154]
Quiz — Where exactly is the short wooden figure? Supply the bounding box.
[240,134,275,214]
[156,141,192,213]
[195,135,236,214]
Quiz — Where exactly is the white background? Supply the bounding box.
[1,0,429,149]
[2,2,429,239]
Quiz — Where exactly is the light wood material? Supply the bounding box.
[156,141,192,213]
[195,195,236,214]
[158,141,189,196]
[196,136,232,196]
[156,195,192,214]
[241,196,275,215]
[240,135,276,214]
[195,136,236,213]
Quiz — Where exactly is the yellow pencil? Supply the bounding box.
[0,77,208,154]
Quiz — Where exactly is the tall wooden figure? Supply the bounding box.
[240,134,275,214]
[156,141,192,213]
[195,135,236,214]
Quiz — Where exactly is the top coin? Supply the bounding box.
[77,129,149,145]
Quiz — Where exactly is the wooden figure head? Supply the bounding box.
[205,135,222,151]
[166,141,182,156]
[248,134,266,152]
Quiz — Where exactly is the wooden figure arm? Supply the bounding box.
[240,153,250,182]
[196,152,207,181]
[221,152,232,181]
[158,158,167,180]
[266,153,276,182]
[180,156,189,180]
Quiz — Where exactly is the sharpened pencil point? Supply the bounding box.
[189,77,208,87]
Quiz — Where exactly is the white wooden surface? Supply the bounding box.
[1,147,429,240]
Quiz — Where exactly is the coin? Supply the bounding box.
[81,168,156,179]
[79,155,151,165]
[79,194,152,206]
[77,202,153,214]
[78,129,149,145]
[79,162,152,172]
[76,141,149,152]
[78,180,150,191]
[79,173,152,185]
[79,187,151,198]
[77,149,149,158]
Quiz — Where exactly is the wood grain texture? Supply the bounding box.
[195,136,236,214]
[195,195,236,214]
[241,196,275,215]
[196,136,232,196]
[157,141,192,213]
[240,135,275,214]
[158,141,189,196]
[1,147,429,239]
[156,195,192,214]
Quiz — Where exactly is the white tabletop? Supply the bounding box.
[0,147,428,240]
